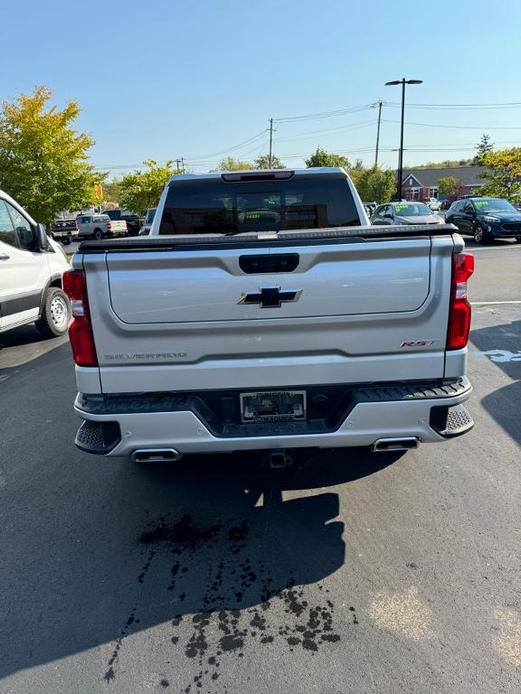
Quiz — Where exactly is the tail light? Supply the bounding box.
[107,221,112,231]
[62,270,98,366]
[447,253,474,350]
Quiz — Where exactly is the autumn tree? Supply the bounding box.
[119,160,180,212]
[474,133,494,164]
[0,86,100,223]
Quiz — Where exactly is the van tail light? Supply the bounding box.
[62,270,98,367]
[447,253,474,350]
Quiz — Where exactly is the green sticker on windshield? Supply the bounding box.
[395,203,408,212]
[474,201,489,208]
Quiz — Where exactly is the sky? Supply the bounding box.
[4,0,521,177]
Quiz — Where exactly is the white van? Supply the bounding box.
[0,190,71,337]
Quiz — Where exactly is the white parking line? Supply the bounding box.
[473,301,521,305]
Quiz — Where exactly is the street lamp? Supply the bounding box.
[385,78,423,200]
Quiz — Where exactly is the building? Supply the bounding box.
[401,165,484,201]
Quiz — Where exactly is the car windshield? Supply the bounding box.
[473,198,517,214]
[394,203,432,216]
[159,176,360,235]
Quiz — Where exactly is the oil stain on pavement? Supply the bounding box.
[103,506,351,692]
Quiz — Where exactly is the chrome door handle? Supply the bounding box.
[0,253,10,260]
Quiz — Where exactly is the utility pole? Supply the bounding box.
[180,157,185,171]
[374,101,383,168]
[268,118,274,168]
[385,78,423,200]
[175,158,181,171]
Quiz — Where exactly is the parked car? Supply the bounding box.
[0,189,71,337]
[76,213,127,240]
[363,201,377,217]
[105,209,141,236]
[50,219,79,245]
[427,197,441,211]
[65,168,473,462]
[371,202,443,226]
[440,200,452,211]
[445,197,521,244]
[139,207,156,235]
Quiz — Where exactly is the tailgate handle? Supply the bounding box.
[239,253,299,274]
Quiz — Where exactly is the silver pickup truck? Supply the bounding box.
[64,167,474,462]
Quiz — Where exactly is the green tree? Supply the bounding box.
[0,86,100,223]
[253,154,286,169]
[217,157,253,171]
[102,179,123,206]
[438,176,462,198]
[305,147,350,169]
[119,160,180,212]
[351,167,395,203]
[474,133,494,164]
[478,147,521,201]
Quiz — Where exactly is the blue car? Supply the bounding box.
[445,197,521,244]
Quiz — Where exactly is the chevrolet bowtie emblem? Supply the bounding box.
[238,287,302,308]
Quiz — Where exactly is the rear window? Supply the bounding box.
[159,176,360,235]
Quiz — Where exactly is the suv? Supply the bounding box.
[0,190,71,337]
[50,218,79,245]
[445,197,521,244]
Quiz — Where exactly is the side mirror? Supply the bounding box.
[35,223,50,251]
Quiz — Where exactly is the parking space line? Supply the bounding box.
[473,300,521,305]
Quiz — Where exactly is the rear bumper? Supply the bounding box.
[73,378,473,457]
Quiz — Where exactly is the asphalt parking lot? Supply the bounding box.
[0,243,520,693]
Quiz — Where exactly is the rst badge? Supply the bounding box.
[400,340,436,348]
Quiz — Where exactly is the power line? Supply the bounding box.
[382,119,521,130]
[386,101,521,110]
[274,104,372,123]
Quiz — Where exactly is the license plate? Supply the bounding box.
[240,390,306,423]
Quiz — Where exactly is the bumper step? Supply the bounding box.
[75,420,121,454]
[430,404,474,438]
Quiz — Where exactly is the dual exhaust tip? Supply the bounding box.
[131,448,183,463]
[371,437,419,453]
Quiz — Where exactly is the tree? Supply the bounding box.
[253,154,286,169]
[0,86,100,223]
[102,179,123,207]
[217,157,253,171]
[351,166,395,203]
[478,147,521,201]
[438,176,464,200]
[474,133,494,164]
[305,147,350,169]
[119,160,180,212]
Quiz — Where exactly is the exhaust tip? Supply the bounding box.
[372,437,419,453]
[131,449,183,463]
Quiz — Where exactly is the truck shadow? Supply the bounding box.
[0,447,401,686]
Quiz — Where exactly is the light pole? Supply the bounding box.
[385,78,422,200]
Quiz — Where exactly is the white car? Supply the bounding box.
[0,189,71,337]
[427,197,441,211]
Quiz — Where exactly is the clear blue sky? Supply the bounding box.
[4,0,521,176]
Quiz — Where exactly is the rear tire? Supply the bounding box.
[473,224,490,244]
[62,234,71,246]
[35,287,71,338]
[93,228,104,240]
[515,237,521,243]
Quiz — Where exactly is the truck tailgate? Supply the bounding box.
[80,232,455,394]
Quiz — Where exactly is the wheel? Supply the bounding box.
[515,237,521,243]
[62,234,71,246]
[93,228,104,240]
[473,224,490,244]
[35,287,71,338]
